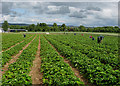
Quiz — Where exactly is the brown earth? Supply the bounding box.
[44,36,94,86]
[29,35,43,85]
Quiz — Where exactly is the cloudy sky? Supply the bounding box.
[0,0,119,26]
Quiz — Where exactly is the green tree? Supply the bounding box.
[53,23,57,27]
[2,20,9,31]
[61,24,66,31]
[53,23,58,31]
[87,28,93,32]
[79,25,86,32]
[35,23,40,32]
[28,24,35,31]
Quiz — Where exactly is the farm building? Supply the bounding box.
[8,28,28,32]
[0,27,4,33]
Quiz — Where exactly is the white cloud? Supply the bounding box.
[1,2,118,26]
[47,6,70,14]
[2,15,10,20]
[48,6,59,11]
[1,0,120,2]
[69,7,80,12]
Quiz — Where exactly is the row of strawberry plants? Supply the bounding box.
[71,34,118,55]
[45,36,120,85]
[49,34,118,54]
[1,34,36,66]
[45,35,119,70]
[2,35,39,85]
[2,33,32,51]
[46,34,118,65]
[46,34,118,54]
[47,35,118,60]
[59,40,118,70]
[40,35,84,85]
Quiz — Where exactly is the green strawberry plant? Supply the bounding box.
[40,35,84,85]
[2,35,39,85]
[45,34,120,85]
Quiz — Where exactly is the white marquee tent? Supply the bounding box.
[0,28,4,33]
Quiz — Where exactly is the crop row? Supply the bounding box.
[2,35,39,85]
[40,35,84,85]
[47,34,118,54]
[55,34,117,53]
[44,35,120,85]
[2,33,32,50]
[2,34,36,66]
[45,35,119,70]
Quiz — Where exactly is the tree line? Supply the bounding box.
[2,20,120,33]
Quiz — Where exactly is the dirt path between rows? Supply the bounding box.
[1,35,37,75]
[2,35,33,53]
[29,35,43,85]
[44,37,94,86]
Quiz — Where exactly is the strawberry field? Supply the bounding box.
[0,33,120,85]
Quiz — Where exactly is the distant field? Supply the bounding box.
[1,33,120,85]
[16,32,119,36]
